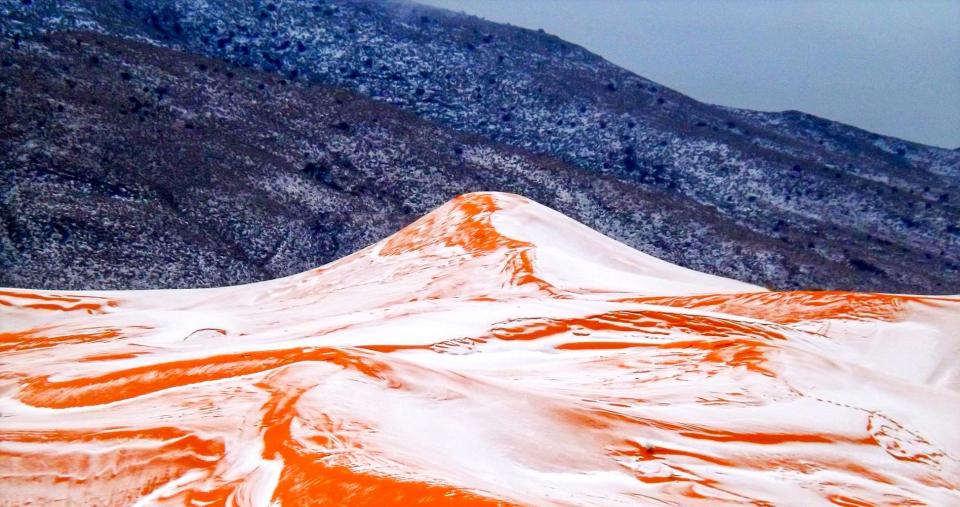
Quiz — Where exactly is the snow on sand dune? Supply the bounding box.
[1,192,958,505]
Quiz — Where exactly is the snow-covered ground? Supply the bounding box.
[1,192,957,505]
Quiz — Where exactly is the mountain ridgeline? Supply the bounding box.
[1,0,958,291]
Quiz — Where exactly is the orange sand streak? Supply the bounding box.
[18,347,393,409]
[621,291,951,324]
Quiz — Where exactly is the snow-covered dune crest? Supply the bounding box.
[1,192,958,506]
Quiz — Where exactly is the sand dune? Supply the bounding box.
[1,193,957,505]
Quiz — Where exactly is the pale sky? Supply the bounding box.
[417,0,960,149]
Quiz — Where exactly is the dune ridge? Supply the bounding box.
[1,192,958,505]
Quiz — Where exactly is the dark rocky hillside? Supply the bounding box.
[0,33,826,289]
[1,0,958,292]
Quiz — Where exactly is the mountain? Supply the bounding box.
[2,193,958,505]
[0,31,818,290]
[2,0,959,293]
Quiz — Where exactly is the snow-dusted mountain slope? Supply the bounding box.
[1,193,958,505]
[2,1,959,293]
